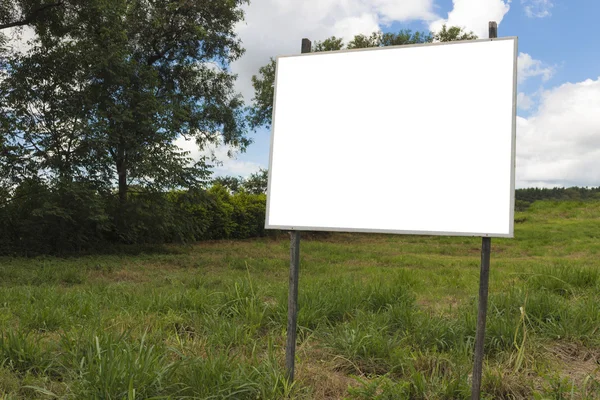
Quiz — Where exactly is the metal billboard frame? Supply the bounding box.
[264,36,518,239]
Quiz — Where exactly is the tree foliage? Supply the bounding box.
[1,0,250,202]
[0,179,269,255]
[348,29,433,48]
[515,187,600,211]
[433,25,478,42]
[313,36,344,52]
[243,168,268,195]
[211,168,268,195]
[249,59,276,130]
[0,0,65,31]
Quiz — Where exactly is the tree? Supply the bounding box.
[242,168,268,195]
[433,25,477,42]
[212,175,244,194]
[313,36,344,52]
[347,32,381,49]
[348,29,432,48]
[249,59,276,130]
[249,26,476,129]
[1,0,251,205]
[211,168,268,195]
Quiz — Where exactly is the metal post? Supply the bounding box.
[470,22,497,400]
[488,21,498,40]
[286,231,300,381]
[471,236,491,399]
[285,38,311,382]
[301,38,311,54]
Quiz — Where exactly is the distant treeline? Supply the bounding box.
[1,182,600,256]
[515,187,600,211]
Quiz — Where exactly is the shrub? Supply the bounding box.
[0,181,268,256]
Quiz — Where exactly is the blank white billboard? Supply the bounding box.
[266,38,517,238]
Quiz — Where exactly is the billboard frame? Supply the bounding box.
[264,36,519,238]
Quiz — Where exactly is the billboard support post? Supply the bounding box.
[285,38,311,383]
[285,230,301,381]
[471,21,498,400]
[471,236,492,399]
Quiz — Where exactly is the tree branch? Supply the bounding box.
[0,2,64,31]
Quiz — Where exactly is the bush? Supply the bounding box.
[0,181,268,256]
[0,179,111,255]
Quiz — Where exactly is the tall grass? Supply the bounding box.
[0,201,599,398]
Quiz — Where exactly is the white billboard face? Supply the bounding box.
[266,38,517,238]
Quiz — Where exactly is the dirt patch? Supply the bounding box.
[547,342,600,384]
[417,295,461,314]
[88,268,148,283]
[564,252,593,260]
[293,342,361,399]
[296,360,357,399]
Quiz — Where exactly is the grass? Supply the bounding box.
[0,200,598,398]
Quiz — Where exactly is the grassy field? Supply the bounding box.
[0,200,599,399]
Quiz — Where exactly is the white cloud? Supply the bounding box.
[175,136,262,178]
[522,0,553,18]
[429,0,511,39]
[517,92,533,110]
[516,77,600,188]
[371,0,436,23]
[518,52,554,83]
[232,0,439,102]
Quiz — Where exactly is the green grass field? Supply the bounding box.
[0,200,599,399]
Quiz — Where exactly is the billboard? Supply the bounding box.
[266,38,517,237]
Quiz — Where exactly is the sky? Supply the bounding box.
[178,0,600,189]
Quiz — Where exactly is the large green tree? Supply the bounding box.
[249,26,477,129]
[1,0,250,204]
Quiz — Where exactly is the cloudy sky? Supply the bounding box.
[183,0,598,188]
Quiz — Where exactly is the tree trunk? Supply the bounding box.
[114,138,128,241]
[116,141,127,204]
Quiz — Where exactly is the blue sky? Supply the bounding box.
[187,0,600,188]
[398,0,600,85]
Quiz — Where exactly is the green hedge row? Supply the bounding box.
[0,180,268,256]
